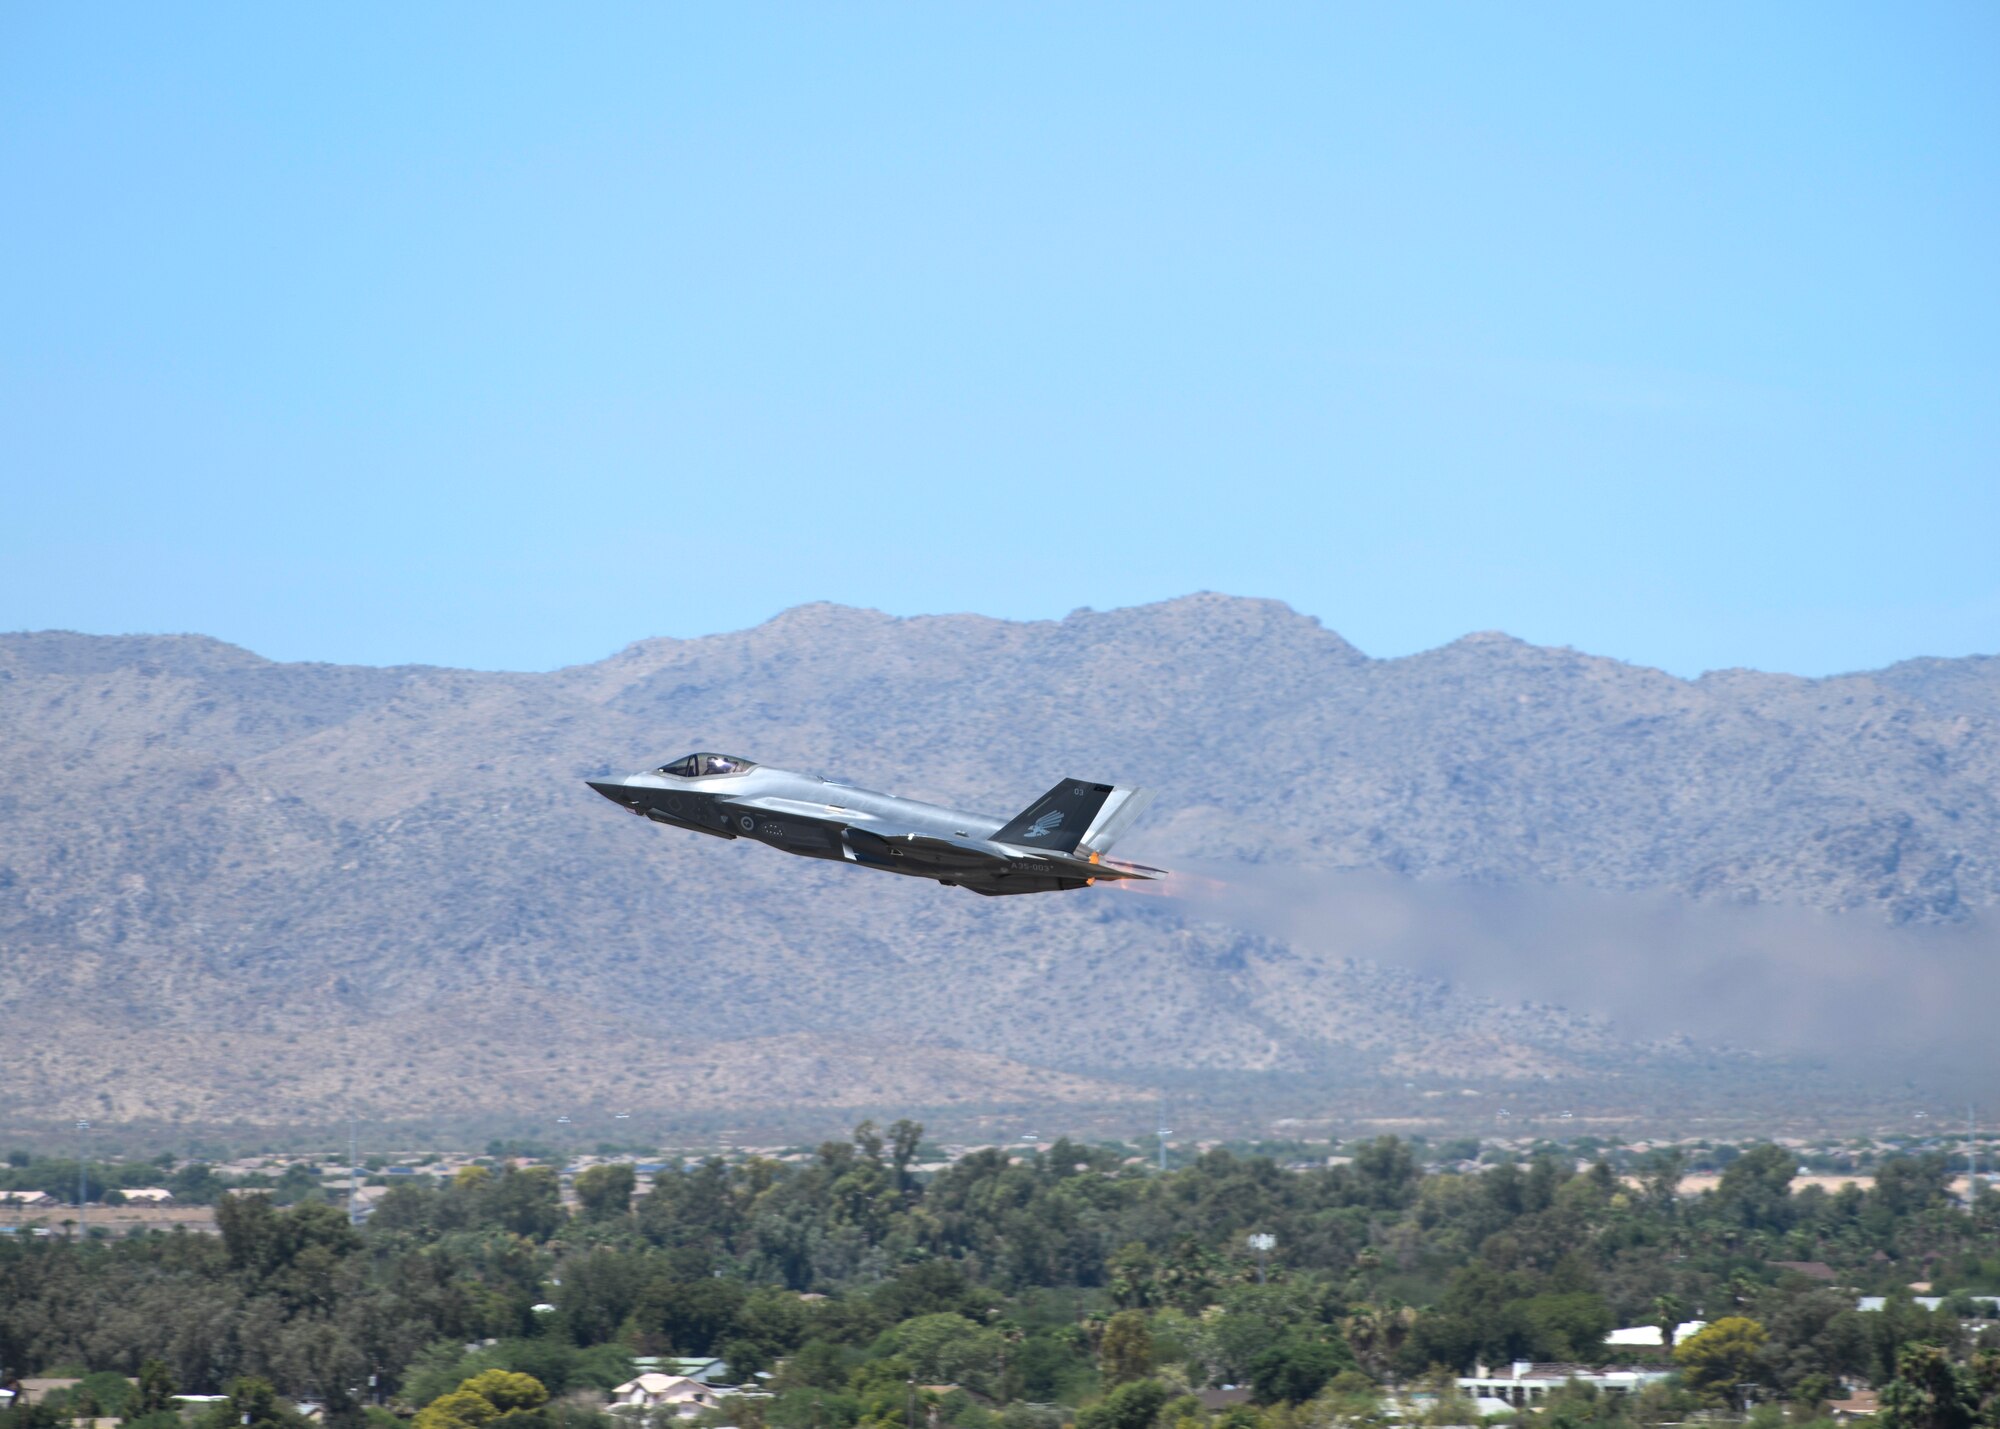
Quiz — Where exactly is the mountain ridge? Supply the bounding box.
[27,590,1991,684]
[2,595,1995,1130]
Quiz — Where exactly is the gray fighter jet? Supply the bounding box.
[587,754,1163,896]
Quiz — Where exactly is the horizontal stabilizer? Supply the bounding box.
[1076,786,1155,856]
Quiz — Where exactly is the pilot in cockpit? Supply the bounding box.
[656,753,750,778]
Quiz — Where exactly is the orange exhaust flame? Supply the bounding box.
[1101,868,1231,902]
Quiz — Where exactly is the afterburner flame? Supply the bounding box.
[1102,867,1227,902]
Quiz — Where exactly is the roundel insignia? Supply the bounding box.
[1072,786,1084,796]
[738,813,756,832]
[667,795,685,814]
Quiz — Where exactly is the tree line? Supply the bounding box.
[3,1125,1998,1429]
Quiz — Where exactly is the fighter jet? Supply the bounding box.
[587,753,1163,896]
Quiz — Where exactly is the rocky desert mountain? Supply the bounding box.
[2,595,1995,1134]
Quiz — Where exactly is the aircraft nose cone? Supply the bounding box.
[586,779,631,804]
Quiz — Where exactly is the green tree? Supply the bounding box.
[412,1391,498,1429]
[722,1339,769,1381]
[631,1271,749,1356]
[573,1163,636,1220]
[479,1166,563,1239]
[3,1404,67,1429]
[69,1373,134,1419]
[1349,1137,1420,1210]
[1076,1380,1172,1429]
[456,1371,548,1414]
[1879,1345,1978,1429]
[168,1162,226,1204]
[1540,1381,1626,1429]
[402,1346,500,1411]
[1875,1155,1954,1218]
[1674,1317,1768,1410]
[1716,1144,1797,1230]
[1521,1292,1612,1361]
[1756,1290,1871,1398]
[1651,1295,1684,1351]
[555,1247,649,1346]
[1870,1295,1960,1387]
[886,1313,1006,1396]
[1343,1305,1415,1382]
[1109,1244,1160,1310]
[1968,1352,2000,1429]
[1158,1237,1220,1312]
[204,1378,294,1429]
[1100,1311,1154,1387]
[136,1359,178,1417]
[411,1372,549,1429]
[1249,1334,1357,1405]
[889,1120,924,1194]
[1639,1148,1687,1215]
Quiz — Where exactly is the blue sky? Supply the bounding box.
[4,5,1995,676]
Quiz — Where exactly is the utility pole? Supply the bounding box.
[1156,1093,1169,1174]
[1970,1105,1979,1211]
[348,1120,360,1228]
[75,1119,90,1237]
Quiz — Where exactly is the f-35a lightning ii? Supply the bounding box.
[587,754,1162,896]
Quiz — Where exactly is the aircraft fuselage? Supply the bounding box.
[587,754,1160,897]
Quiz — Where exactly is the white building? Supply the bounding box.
[1858,1295,2000,1314]
[1457,1362,1673,1412]
[611,1375,723,1418]
[1604,1320,1706,1349]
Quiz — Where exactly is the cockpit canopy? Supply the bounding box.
[656,752,755,778]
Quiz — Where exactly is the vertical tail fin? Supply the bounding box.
[993,779,1114,854]
[993,778,1155,856]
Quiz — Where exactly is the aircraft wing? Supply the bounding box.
[723,788,1165,874]
[881,832,1163,887]
[856,830,1017,867]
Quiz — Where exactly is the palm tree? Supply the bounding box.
[1344,1303,1416,1381]
[1652,1293,1684,1350]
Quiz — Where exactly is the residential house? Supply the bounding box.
[610,1375,722,1418]
[1828,1388,1880,1422]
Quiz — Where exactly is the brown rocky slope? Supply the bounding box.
[1,596,1994,1129]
